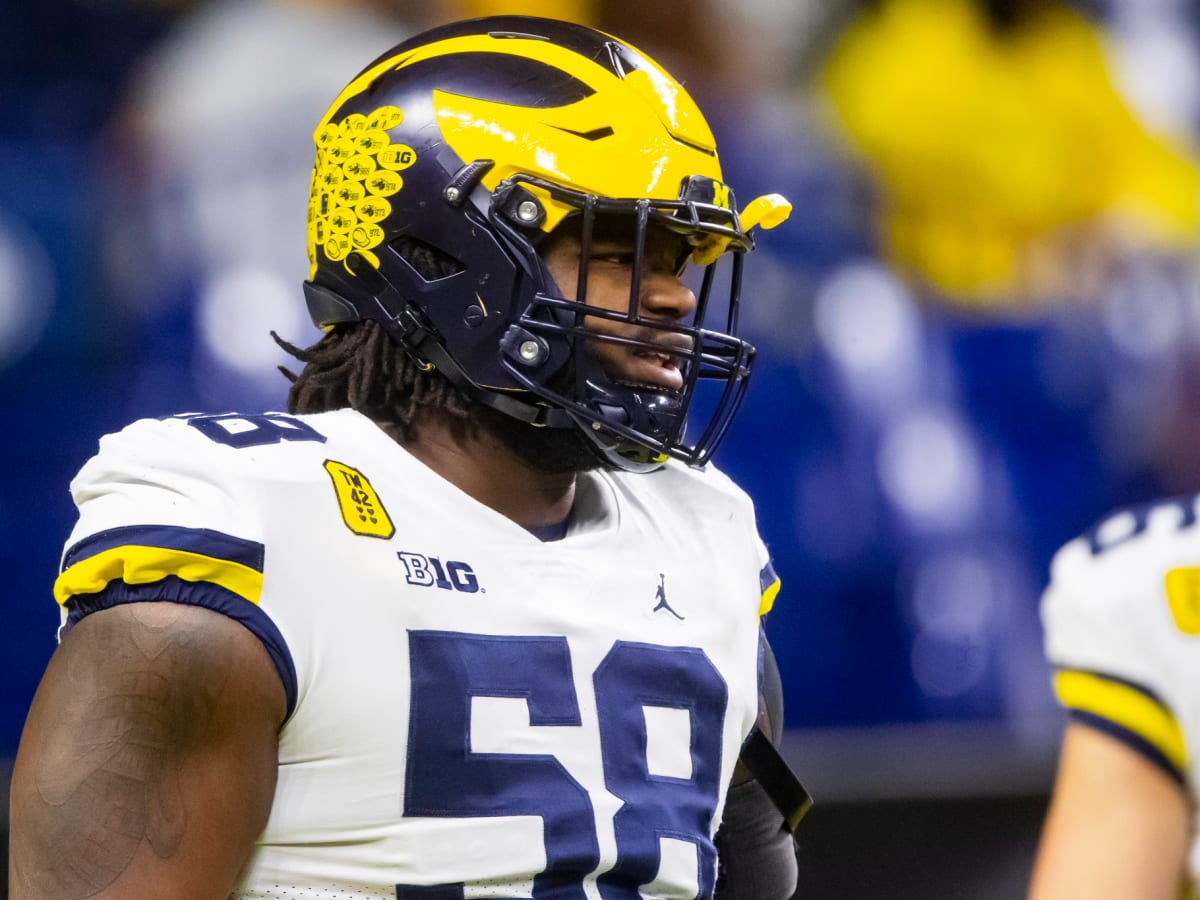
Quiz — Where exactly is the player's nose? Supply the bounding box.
[639,270,696,320]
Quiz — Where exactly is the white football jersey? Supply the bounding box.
[54,408,778,900]
[1042,495,1200,885]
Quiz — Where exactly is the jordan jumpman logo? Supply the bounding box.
[652,573,684,620]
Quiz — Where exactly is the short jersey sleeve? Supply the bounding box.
[756,540,780,618]
[1041,497,1200,788]
[680,461,780,618]
[54,414,299,715]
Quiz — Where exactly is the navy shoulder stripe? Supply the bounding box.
[63,525,264,572]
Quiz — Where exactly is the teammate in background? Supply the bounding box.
[9,16,804,899]
[1031,497,1200,899]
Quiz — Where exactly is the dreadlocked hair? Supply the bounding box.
[273,321,471,442]
[274,236,473,441]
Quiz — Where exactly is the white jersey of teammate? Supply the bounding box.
[1042,495,1200,885]
[53,408,779,900]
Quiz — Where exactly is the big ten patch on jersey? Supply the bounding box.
[395,550,480,593]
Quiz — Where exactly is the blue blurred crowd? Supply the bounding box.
[3,0,1200,758]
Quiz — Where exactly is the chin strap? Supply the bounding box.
[419,334,575,428]
[738,726,813,834]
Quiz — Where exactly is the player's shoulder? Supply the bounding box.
[1050,494,1200,591]
[604,459,761,544]
[635,458,754,510]
[1044,495,1200,645]
[81,408,368,479]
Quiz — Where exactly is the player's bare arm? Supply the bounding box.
[9,601,285,900]
[1029,720,1190,900]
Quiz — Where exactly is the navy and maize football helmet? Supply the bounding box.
[303,15,790,471]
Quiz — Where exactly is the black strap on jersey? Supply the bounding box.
[738,726,812,834]
[741,628,812,834]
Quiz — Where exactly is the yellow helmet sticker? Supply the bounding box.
[324,460,395,539]
[377,145,417,171]
[343,155,376,179]
[308,104,412,272]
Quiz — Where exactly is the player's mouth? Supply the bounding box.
[616,334,692,393]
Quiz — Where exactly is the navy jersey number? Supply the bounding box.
[1086,496,1197,556]
[180,412,327,447]
[403,631,728,899]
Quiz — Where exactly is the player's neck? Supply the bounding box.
[400,410,577,536]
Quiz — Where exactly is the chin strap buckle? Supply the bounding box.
[389,306,437,371]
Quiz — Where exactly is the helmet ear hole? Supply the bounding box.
[389,236,466,283]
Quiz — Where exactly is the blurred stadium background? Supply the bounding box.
[3,0,1200,896]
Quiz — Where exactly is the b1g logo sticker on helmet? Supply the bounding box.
[377,146,416,170]
[307,104,416,267]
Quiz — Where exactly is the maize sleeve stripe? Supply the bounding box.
[61,575,298,719]
[759,561,781,616]
[55,547,264,607]
[55,526,266,607]
[1054,669,1188,779]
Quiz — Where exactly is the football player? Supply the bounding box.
[1031,497,1200,899]
[9,15,807,900]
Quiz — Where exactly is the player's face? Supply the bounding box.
[541,221,697,393]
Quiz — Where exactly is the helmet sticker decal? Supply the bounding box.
[307,104,416,268]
